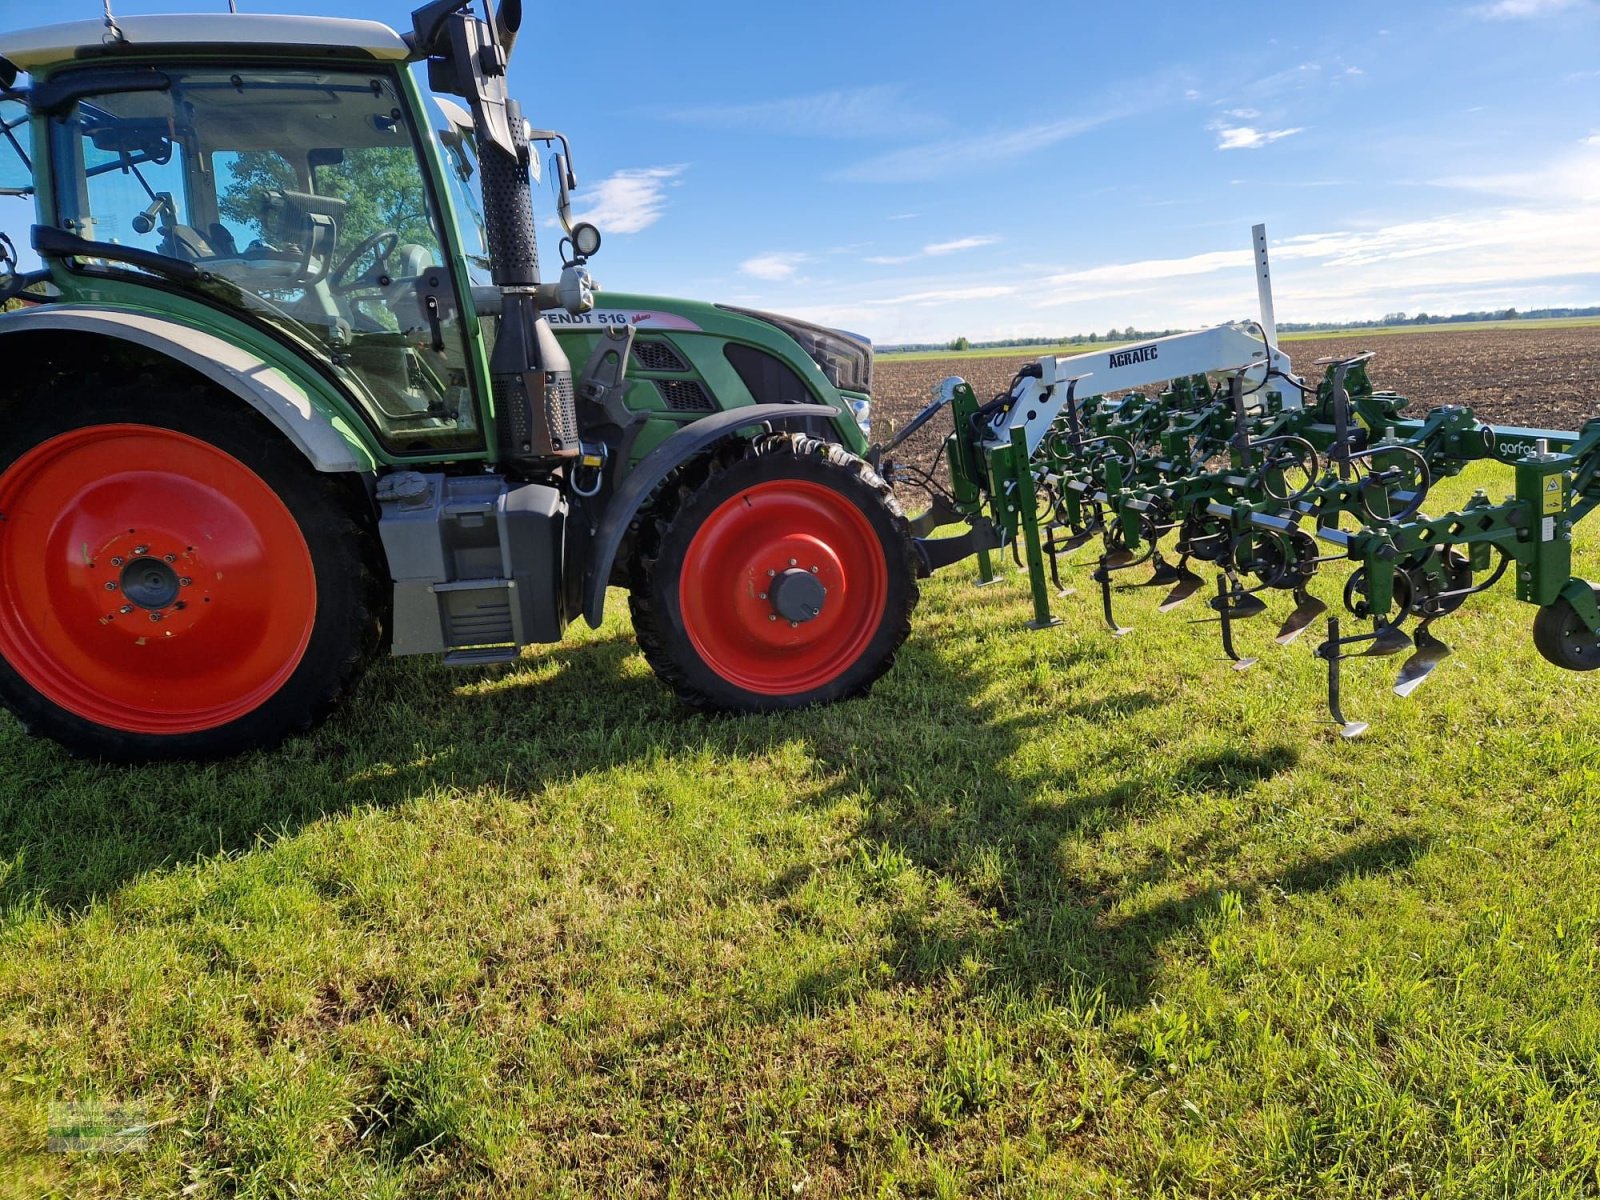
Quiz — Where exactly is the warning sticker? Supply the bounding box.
[1544,475,1564,515]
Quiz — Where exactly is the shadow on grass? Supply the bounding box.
[0,620,1424,1023]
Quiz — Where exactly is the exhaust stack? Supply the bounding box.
[494,0,522,61]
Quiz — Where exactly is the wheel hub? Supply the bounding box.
[119,555,181,611]
[770,567,826,624]
[92,530,206,635]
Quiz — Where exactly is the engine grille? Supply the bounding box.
[632,340,689,373]
[656,379,713,412]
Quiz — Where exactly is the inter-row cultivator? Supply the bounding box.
[885,232,1600,736]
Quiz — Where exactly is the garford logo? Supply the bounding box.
[1497,439,1538,459]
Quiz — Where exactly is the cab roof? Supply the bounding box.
[0,15,412,73]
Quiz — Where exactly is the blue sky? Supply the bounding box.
[0,0,1596,343]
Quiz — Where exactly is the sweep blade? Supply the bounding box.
[1276,592,1328,644]
[1159,574,1204,611]
[1363,622,1412,657]
[1393,622,1451,697]
[1219,591,1268,619]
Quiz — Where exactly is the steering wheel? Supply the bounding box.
[330,230,399,294]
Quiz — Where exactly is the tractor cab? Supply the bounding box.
[4,22,490,455]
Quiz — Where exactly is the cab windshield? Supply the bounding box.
[49,67,481,454]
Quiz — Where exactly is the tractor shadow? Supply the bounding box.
[0,614,1426,1026]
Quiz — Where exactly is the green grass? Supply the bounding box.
[879,315,1600,361]
[7,459,1600,1196]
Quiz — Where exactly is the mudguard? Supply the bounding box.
[581,402,838,627]
[0,305,370,473]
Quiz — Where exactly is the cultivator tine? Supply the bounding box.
[1157,556,1205,611]
[1393,619,1451,697]
[1275,586,1327,645]
[1093,557,1132,637]
[1102,546,1136,569]
[1317,617,1369,739]
[1211,575,1258,670]
[1043,530,1075,597]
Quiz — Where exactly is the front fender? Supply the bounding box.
[0,305,372,473]
[581,403,838,628]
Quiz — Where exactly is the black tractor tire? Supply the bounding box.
[630,433,918,711]
[1532,584,1600,672]
[0,386,385,761]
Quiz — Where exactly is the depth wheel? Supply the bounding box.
[631,433,919,710]
[0,388,384,760]
[1533,584,1600,672]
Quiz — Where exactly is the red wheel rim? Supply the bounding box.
[679,479,888,695]
[0,424,317,735]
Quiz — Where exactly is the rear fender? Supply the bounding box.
[0,305,372,473]
[581,403,837,627]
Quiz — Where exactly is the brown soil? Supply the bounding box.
[872,325,1600,492]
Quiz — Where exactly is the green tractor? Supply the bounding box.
[0,1,945,760]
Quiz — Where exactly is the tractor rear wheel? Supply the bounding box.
[630,433,918,711]
[0,387,384,760]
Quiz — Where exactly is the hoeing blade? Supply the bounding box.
[1276,588,1327,644]
[1393,621,1451,697]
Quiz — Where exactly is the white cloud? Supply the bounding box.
[925,235,1000,256]
[1214,124,1304,150]
[663,85,945,139]
[572,165,685,234]
[1474,0,1587,17]
[751,193,1600,345]
[866,234,1000,265]
[836,104,1139,184]
[1225,107,1262,119]
[1433,132,1600,201]
[739,252,808,281]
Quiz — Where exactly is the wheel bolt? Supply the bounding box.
[768,614,777,621]
[789,620,798,628]
[104,581,117,591]
[134,545,148,555]
[810,566,819,574]
[179,578,192,588]
[788,558,797,566]
[110,557,123,567]
[164,554,176,564]
[150,613,163,623]
[119,605,132,615]
[758,592,767,600]
[767,569,776,577]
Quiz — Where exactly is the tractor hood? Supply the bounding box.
[718,304,873,397]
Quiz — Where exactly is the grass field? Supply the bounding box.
[878,315,1600,362]
[6,460,1600,1197]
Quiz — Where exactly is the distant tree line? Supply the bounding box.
[895,306,1600,355]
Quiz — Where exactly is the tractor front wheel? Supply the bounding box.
[0,388,383,760]
[631,434,918,711]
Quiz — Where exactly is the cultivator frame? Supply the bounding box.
[884,229,1600,736]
